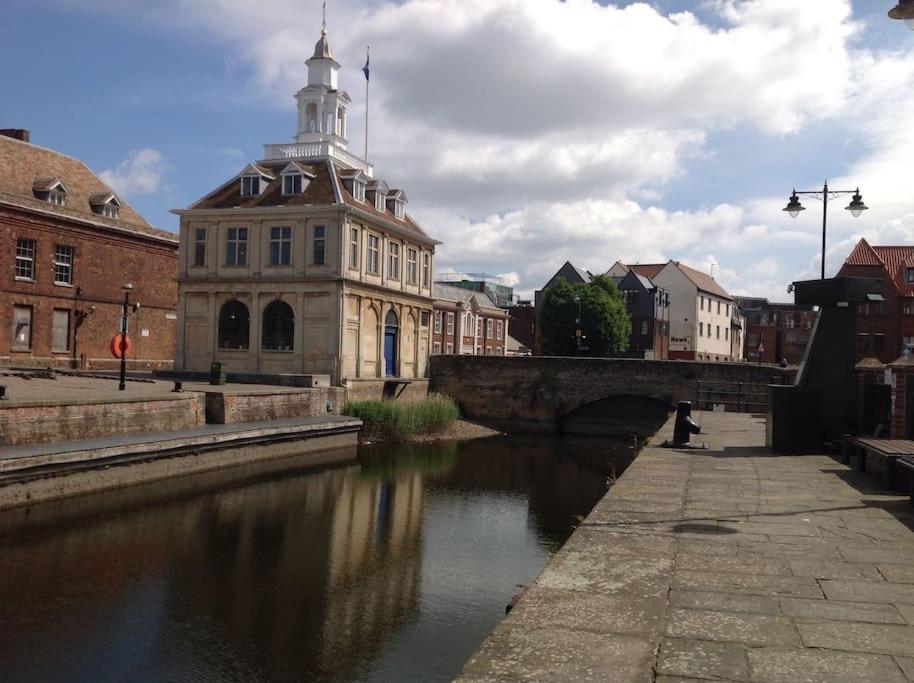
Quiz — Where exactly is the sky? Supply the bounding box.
[3,0,914,301]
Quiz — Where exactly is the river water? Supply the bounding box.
[0,435,636,682]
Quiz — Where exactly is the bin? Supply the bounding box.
[209,362,227,386]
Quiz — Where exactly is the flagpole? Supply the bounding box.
[364,45,370,164]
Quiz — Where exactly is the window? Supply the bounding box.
[641,320,648,335]
[486,346,493,355]
[476,317,482,337]
[15,239,36,280]
[786,316,796,329]
[241,175,261,197]
[698,322,703,336]
[434,311,442,333]
[193,228,206,267]
[262,300,294,351]
[475,345,481,355]
[726,304,730,316]
[709,324,713,337]
[12,306,32,350]
[407,248,418,285]
[486,319,493,338]
[904,301,914,315]
[270,227,292,266]
[367,234,380,274]
[433,342,441,354]
[353,179,366,203]
[716,325,720,339]
[421,311,430,327]
[446,312,455,335]
[725,328,729,341]
[282,173,303,195]
[225,228,248,266]
[218,300,250,350]
[52,309,70,352]
[103,203,119,219]
[394,200,405,220]
[53,245,74,285]
[388,242,400,280]
[422,253,431,288]
[446,342,453,354]
[46,184,67,206]
[497,320,504,340]
[313,225,326,265]
[700,297,704,311]
[350,228,360,269]
[375,192,386,212]
[907,268,914,284]
[717,301,721,314]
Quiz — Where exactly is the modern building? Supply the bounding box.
[431,283,508,356]
[611,268,670,359]
[173,23,439,385]
[0,129,178,370]
[838,238,914,364]
[736,297,816,364]
[505,301,535,354]
[435,272,514,308]
[609,260,738,362]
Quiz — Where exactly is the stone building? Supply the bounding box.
[0,129,178,370]
[173,25,439,385]
[431,283,508,356]
[839,238,914,364]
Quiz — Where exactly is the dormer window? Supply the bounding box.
[33,179,68,206]
[241,175,261,197]
[283,173,302,195]
[394,200,405,220]
[354,179,366,202]
[89,193,120,220]
[375,191,386,212]
[386,190,408,220]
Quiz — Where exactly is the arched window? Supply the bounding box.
[218,300,249,350]
[385,309,399,328]
[336,107,345,137]
[262,300,294,351]
[306,103,318,133]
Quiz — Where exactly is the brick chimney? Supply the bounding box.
[0,129,30,143]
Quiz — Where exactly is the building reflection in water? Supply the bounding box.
[0,436,618,682]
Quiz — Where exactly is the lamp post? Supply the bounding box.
[782,183,869,280]
[118,284,133,391]
[889,1,914,29]
[573,295,582,355]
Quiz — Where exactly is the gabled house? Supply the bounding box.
[431,283,508,356]
[614,268,670,359]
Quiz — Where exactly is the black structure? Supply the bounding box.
[767,277,883,453]
[673,401,701,446]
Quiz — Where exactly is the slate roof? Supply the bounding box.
[843,238,914,295]
[0,134,175,242]
[190,158,433,244]
[675,261,733,300]
[432,283,503,314]
[628,263,665,279]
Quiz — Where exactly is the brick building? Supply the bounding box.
[839,238,914,364]
[610,269,670,359]
[432,283,508,356]
[737,297,817,365]
[0,130,178,369]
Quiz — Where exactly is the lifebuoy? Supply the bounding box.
[110,334,133,359]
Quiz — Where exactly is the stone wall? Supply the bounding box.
[343,378,430,404]
[0,394,205,446]
[205,387,346,424]
[430,355,793,431]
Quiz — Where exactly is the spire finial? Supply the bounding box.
[322,1,327,35]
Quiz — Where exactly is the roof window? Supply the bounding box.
[33,179,68,206]
[89,193,120,219]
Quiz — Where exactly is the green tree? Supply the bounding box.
[539,276,631,356]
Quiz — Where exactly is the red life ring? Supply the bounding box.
[110,334,133,359]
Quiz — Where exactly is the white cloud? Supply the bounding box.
[99,148,166,196]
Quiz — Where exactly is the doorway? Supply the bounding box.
[384,309,399,377]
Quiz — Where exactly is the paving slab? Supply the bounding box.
[458,411,914,681]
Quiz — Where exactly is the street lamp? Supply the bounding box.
[889,1,914,29]
[118,284,133,391]
[782,183,868,280]
[573,295,582,355]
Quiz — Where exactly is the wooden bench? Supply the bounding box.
[842,437,914,489]
[897,456,914,506]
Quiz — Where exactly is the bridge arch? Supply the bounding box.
[561,394,673,438]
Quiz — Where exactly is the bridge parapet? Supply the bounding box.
[429,355,794,433]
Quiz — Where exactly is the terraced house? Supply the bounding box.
[174,24,439,386]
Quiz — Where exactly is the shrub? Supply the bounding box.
[343,394,460,441]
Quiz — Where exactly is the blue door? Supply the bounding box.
[384,327,397,377]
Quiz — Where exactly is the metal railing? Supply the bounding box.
[695,378,785,413]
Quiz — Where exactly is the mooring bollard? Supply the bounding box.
[673,400,701,447]
[0,385,7,400]
[172,380,183,393]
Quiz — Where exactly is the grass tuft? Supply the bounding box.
[343,394,460,442]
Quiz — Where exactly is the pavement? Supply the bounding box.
[458,411,914,683]
[0,372,317,404]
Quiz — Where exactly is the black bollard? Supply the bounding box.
[0,385,6,400]
[673,401,701,446]
[172,380,183,393]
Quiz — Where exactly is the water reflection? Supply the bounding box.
[0,436,629,682]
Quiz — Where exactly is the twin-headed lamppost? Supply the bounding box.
[118,283,133,391]
[783,184,869,280]
[889,1,914,29]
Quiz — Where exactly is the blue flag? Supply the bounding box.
[362,49,370,81]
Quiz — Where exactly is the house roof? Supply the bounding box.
[843,238,914,295]
[0,134,175,242]
[628,263,665,279]
[190,158,433,244]
[432,283,503,314]
[674,261,733,300]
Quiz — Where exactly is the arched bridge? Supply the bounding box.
[429,356,794,435]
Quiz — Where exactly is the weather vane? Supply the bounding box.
[322,1,327,34]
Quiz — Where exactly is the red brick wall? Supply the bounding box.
[430,305,506,355]
[1,205,178,369]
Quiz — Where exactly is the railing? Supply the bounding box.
[262,142,374,177]
[695,378,786,413]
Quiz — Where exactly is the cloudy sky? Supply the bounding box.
[4,0,914,299]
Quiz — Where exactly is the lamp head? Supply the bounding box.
[889,0,914,29]
[783,191,805,219]
[122,283,134,292]
[845,189,869,218]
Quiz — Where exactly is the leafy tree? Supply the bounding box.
[539,276,631,356]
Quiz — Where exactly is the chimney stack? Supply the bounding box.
[0,129,30,143]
